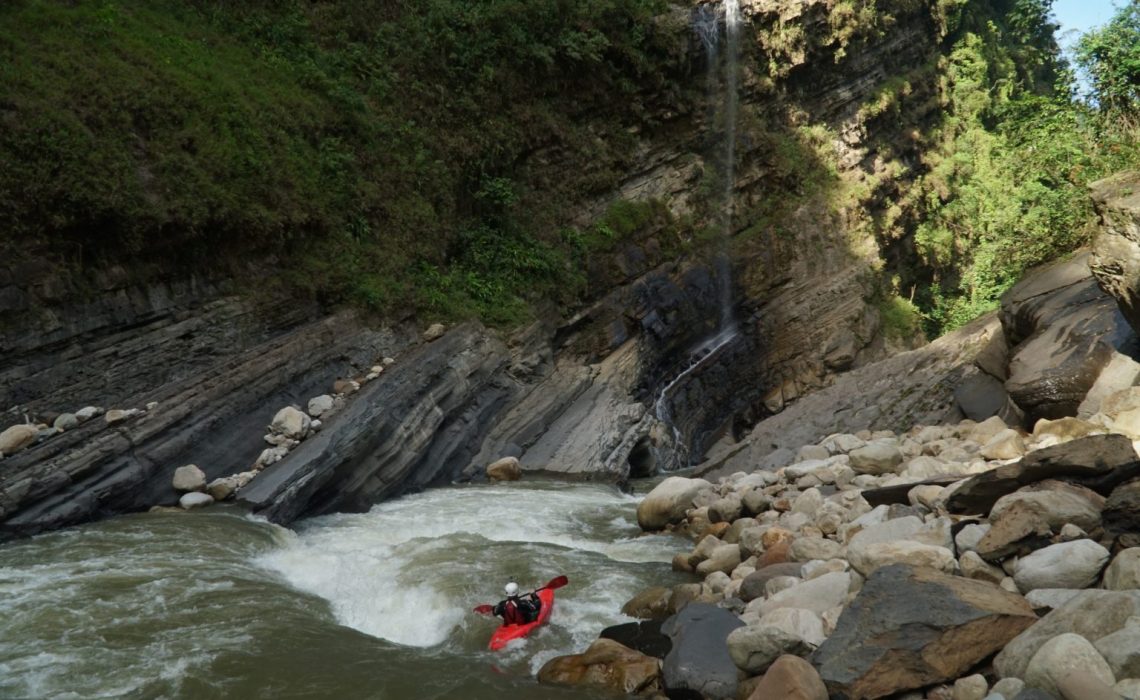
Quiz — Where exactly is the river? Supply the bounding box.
[0,481,685,699]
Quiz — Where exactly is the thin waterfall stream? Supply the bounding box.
[654,0,742,470]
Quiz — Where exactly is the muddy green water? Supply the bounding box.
[0,482,685,699]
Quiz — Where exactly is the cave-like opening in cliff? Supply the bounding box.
[628,436,656,478]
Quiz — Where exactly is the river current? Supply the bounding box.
[0,482,684,699]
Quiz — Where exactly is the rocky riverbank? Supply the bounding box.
[538,405,1140,699]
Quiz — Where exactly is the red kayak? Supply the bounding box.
[488,587,555,650]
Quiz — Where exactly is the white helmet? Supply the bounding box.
[504,582,519,596]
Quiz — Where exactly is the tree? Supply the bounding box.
[1076,2,1140,124]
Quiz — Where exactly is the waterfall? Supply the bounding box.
[653,0,743,471]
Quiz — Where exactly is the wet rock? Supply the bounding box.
[637,477,713,531]
[178,492,214,509]
[661,603,745,700]
[727,623,812,674]
[600,619,672,659]
[486,456,522,481]
[1024,633,1115,698]
[995,590,1140,679]
[270,406,311,440]
[1013,539,1110,593]
[946,434,1140,515]
[1104,549,1140,590]
[423,323,447,342]
[172,464,206,492]
[812,564,1037,699]
[746,654,827,700]
[537,638,662,696]
[0,424,38,455]
[622,587,673,620]
[1002,252,1126,421]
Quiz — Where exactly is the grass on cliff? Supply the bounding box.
[0,0,692,324]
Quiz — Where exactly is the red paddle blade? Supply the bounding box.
[473,604,494,615]
[542,575,568,590]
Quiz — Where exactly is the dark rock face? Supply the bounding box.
[999,252,1137,421]
[954,371,1025,426]
[945,434,1140,515]
[660,603,745,700]
[1,311,402,539]
[600,619,673,659]
[237,325,509,523]
[1090,171,1140,334]
[811,564,1037,699]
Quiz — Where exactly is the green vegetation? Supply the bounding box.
[0,0,689,323]
[894,0,1140,334]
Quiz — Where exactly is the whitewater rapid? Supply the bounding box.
[0,481,684,699]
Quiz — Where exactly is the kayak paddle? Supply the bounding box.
[472,575,568,614]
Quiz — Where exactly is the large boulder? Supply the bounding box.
[661,603,745,700]
[1090,171,1140,334]
[538,638,662,696]
[754,571,851,616]
[637,477,713,531]
[1001,252,1131,421]
[1104,548,1140,590]
[989,480,1105,531]
[995,590,1140,679]
[486,456,522,482]
[812,564,1037,699]
[172,464,207,492]
[848,441,903,476]
[946,434,1140,515]
[621,587,673,620]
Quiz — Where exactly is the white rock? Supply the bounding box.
[256,445,289,468]
[981,429,1027,460]
[1094,620,1140,680]
[53,413,79,431]
[696,544,742,576]
[179,492,214,510]
[1014,539,1111,593]
[382,357,396,366]
[105,408,141,424]
[765,576,801,597]
[1025,588,1083,610]
[307,395,335,418]
[1024,632,1115,697]
[1116,678,1140,700]
[969,416,1009,445]
[952,673,988,700]
[790,537,842,562]
[791,488,823,518]
[206,477,239,501]
[956,523,991,553]
[759,607,826,647]
[850,540,957,576]
[423,323,447,341]
[172,464,207,492]
[990,482,1104,531]
[310,419,323,432]
[756,571,851,615]
[75,406,103,422]
[270,406,311,439]
[145,401,159,411]
[726,623,811,674]
[486,456,522,482]
[823,433,866,454]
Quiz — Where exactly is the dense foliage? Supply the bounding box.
[0,0,688,322]
[902,0,1140,333]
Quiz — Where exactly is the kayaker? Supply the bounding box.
[493,581,542,625]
